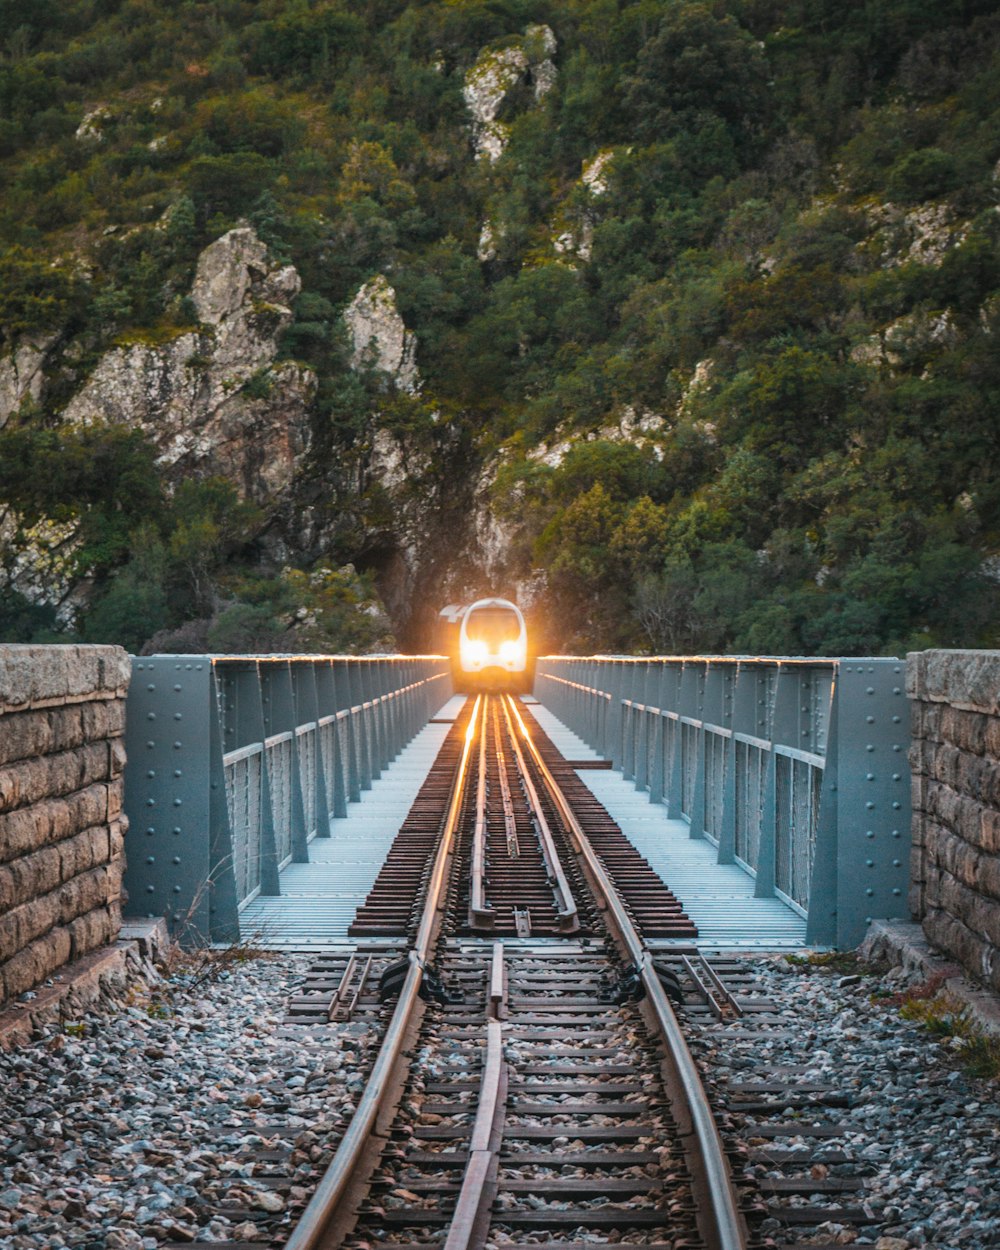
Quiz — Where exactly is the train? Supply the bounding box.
[438,597,532,692]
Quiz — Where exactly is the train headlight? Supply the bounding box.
[499,639,526,666]
[461,638,488,667]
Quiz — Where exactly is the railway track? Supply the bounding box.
[163,693,876,1249]
[281,694,743,1250]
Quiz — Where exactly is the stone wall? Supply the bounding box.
[908,649,1000,991]
[0,645,130,1005]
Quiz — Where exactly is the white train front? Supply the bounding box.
[438,598,530,691]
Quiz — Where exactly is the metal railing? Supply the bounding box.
[123,654,452,942]
[534,656,912,948]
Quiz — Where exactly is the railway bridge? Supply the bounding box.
[1,643,999,1250]
[2,645,997,995]
[117,652,909,954]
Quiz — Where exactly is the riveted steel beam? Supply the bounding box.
[125,655,451,944]
[533,654,913,949]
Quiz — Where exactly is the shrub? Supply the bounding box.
[0,247,80,341]
[886,147,960,202]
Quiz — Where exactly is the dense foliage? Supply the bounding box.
[1,0,999,654]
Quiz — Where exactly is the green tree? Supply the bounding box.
[83,528,169,652]
[633,558,700,653]
[165,477,262,615]
[0,247,79,341]
[623,3,772,156]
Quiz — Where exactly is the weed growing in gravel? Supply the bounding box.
[120,981,175,1020]
[898,988,967,1035]
[159,933,278,994]
[888,977,1000,1083]
[959,1033,1000,1081]
[784,951,885,976]
[874,968,952,1008]
[158,880,279,991]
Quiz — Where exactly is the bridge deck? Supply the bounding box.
[239,695,466,946]
[241,695,806,950]
[526,701,808,950]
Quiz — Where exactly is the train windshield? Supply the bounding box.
[465,608,521,647]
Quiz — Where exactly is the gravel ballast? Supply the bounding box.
[0,951,373,1248]
[0,948,996,1248]
[695,955,1000,1250]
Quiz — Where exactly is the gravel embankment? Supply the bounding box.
[695,957,1000,1250]
[0,953,372,1248]
[0,950,996,1249]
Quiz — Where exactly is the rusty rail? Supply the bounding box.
[469,697,493,928]
[492,698,520,858]
[284,696,483,1250]
[501,695,580,933]
[443,942,507,1250]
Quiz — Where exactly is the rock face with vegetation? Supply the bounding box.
[0,1,999,657]
[344,275,419,393]
[64,226,314,503]
[463,24,557,163]
[0,334,54,427]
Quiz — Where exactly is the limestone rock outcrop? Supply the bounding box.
[477,220,500,263]
[0,511,82,623]
[524,405,666,472]
[75,106,112,143]
[851,309,959,370]
[464,25,557,163]
[63,226,315,504]
[344,276,420,392]
[465,457,545,615]
[867,201,969,269]
[552,149,616,262]
[0,334,55,428]
[581,150,614,196]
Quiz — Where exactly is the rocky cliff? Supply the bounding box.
[64,227,315,505]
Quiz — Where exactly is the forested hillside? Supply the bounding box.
[1,0,998,655]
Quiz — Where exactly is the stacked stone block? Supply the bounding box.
[908,650,1000,991]
[0,645,130,1005]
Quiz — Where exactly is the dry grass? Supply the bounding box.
[890,976,1000,1083]
[784,950,886,976]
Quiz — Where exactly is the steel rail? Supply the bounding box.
[492,698,520,858]
[284,695,484,1250]
[682,953,723,1021]
[338,953,374,1021]
[488,939,505,1017]
[695,949,744,1017]
[326,953,358,1023]
[506,695,748,1250]
[499,695,580,933]
[469,699,493,927]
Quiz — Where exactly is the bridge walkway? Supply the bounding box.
[242,695,806,950]
[239,695,466,946]
[526,700,808,951]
